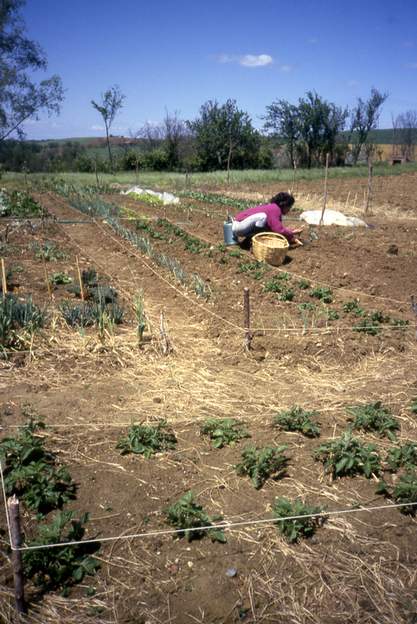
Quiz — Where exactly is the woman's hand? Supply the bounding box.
[291,227,304,235]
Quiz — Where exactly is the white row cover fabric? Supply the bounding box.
[121,186,180,205]
[299,209,367,227]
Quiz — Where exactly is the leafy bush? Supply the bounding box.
[236,445,289,489]
[23,511,100,591]
[272,497,324,542]
[376,471,417,514]
[0,189,43,217]
[309,286,333,303]
[386,443,417,471]
[165,491,226,543]
[0,417,76,514]
[116,421,177,457]
[313,430,382,479]
[200,418,250,448]
[346,401,399,441]
[352,317,380,335]
[273,406,321,438]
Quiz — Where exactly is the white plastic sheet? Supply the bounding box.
[299,209,367,227]
[121,186,180,205]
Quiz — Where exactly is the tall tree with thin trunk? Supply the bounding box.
[91,85,125,172]
[349,88,388,164]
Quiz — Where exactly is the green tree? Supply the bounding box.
[91,85,125,172]
[349,88,388,164]
[188,99,260,175]
[0,0,64,141]
[297,91,348,168]
[263,99,300,167]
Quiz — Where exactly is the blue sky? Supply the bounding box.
[22,0,417,139]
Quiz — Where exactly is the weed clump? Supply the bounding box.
[200,418,250,448]
[272,497,324,542]
[273,406,321,438]
[236,445,289,489]
[165,491,226,543]
[116,421,177,457]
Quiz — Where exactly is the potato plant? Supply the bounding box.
[309,286,333,303]
[386,443,417,471]
[273,406,321,438]
[376,471,417,514]
[236,445,289,489]
[314,430,382,479]
[165,491,226,543]
[200,418,250,448]
[272,497,324,543]
[346,401,399,441]
[116,421,177,457]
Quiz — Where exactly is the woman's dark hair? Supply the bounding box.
[270,192,295,211]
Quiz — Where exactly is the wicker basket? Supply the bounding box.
[252,232,289,266]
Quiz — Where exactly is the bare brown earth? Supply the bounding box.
[1,173,417,624]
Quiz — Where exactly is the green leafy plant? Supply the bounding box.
[352,316,380,335]
[376,471,417,514]
[326,308,340,321]
[343,299,365,316]
[0,417,76,514]
[0,189,43,217]
[60,300,124,328]
[165,491,226,542]
[273,406,321,438]
[0,294,46,348]
[134,289,146,344]
[298,302,316,312]
[200,418,250,448]
[313,430,382,479]
[410,399,417,414]
[236,445,289,489]
[346,401,400,441]
[33,241,67,262]
[386,443,417,471]
[263,273,290,293]
[49,272,73,286]
[116,421,177,457]
[23,511,100,591]
[309,286,333,303]
[298,279,310,290]
[238,261,269,281]
[272,497,324,542]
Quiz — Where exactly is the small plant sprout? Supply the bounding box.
[32,241,67,262]
[236,445,289,489]
[134,289,146,344]
[343,299,365,316]
[165,491,226,543]
[116,421,177,458]
[272,497,324,543]
[49,272,73,286]
[200,418,250,448]
[313,430,382,479]
[273,406,321,438]
[386,443,417,471]
[346,401,400,441]
[298,279,310,290]
[376,471,417,514]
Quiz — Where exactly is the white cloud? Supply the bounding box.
[240,54,273,67]
[405,62,417,69]
[215,53,273,67]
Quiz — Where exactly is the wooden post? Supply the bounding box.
[76,256,85,301]
[8,495,26,614]
[1,258,7,294]
[319,153,330,225]
[160,310,172,355]
[243,287,252,350]
[364,159,373,217]
[42,258,53,301]
[291,162,297,194]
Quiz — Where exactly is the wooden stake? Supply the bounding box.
[243,287,252,350]
[42,258,53,301]
[364,160,373,216]
[76,256,85,301]
[160,310,172,355]
[8,495,26,614]
[319,153,330,225]
[1,258,7,294]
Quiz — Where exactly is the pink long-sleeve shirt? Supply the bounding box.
[234,203,295,242]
